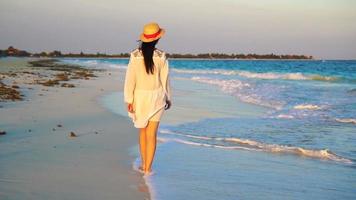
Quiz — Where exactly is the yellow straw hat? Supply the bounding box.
[140,22,165,43]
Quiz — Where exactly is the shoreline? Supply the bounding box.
[3,56,356,62]
[0,56,322,61]
[0,58,150,199]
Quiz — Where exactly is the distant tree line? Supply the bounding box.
[166,53,313,59]
[0,46,313,60]
[31,51,130,58]
[0,46,31,57]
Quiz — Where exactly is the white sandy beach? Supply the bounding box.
[0,58,150,199]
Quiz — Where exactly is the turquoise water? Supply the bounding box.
[63,58,356,200]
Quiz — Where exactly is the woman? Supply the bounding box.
[124,22,172,175]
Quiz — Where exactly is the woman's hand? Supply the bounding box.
[165,100,171,110]
[127,103,134,113]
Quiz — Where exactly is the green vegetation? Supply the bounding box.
[0,46,31,57]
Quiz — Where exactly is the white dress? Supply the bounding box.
[124,48,172,128]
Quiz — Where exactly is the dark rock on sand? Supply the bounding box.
[61,83,75,88]
[57,124,62,127]
[70,131,77,137]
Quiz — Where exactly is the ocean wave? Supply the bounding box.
[191,76,249,92]
[159,129,352,164]
[237,71,308,80]
[172,69,237,76]
[221,138,351,163]
[335,118,356,124]
[293,104,323,110]
[172,68,338,82]
[347,88,356,95]
[191,76,284,109]
[310,75,338,81]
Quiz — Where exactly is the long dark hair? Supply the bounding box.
[139,39,159,75]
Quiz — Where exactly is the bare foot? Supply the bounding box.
[143,169,154,176]
[138,166,145,173]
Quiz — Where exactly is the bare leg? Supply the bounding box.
[139,128,147,171]
[144,121,159,174]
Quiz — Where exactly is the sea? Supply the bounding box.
[62,58,356,200]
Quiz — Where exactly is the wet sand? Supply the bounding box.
[0,58,150,199]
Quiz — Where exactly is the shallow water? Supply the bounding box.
[66,58,356,200]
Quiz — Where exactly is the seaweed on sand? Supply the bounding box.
[0,81,23,101]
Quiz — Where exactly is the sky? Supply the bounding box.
[0,0,355,59]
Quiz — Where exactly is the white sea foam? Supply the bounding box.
[173,69,337,81]
[191,76,249,93]
[222,138,351,163]
[276,114,295,119]
[335,118,356,124]
[63,59,128,69]
[132,157,157,200]
[238,71,308,80]
[293,104,323,110]
[172,69,237,76]
[190,76,284,109]
[159,129,352,164]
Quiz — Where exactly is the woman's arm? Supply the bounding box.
[124,53,136,112]
[160,54,172,109]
